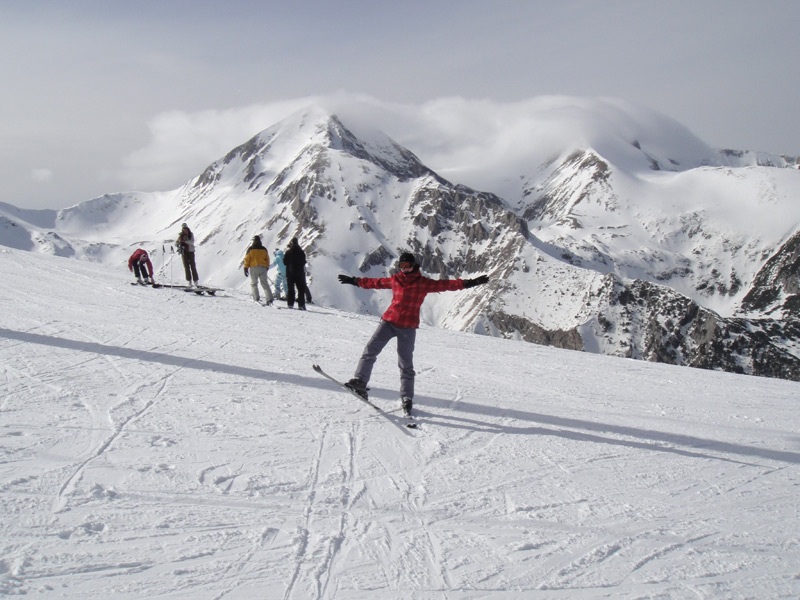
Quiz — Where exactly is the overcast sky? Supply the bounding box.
[2,0,798,210]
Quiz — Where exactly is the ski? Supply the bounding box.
[312,364,418,429]
[180,285,222,296]
[129,281,220,296]
[146,283,220,295]
[183,285,220,296]
[312,364,379,409]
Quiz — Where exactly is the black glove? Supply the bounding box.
[338,274,358,286]
[244,268,249,277]
[463,275,489,288]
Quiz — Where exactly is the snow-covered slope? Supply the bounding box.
[2,248,800,598]
[2,100,800,381]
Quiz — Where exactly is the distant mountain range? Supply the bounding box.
[2,101,800,380]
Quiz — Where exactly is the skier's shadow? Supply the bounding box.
[0,328,338,393]
[415,396,800,466]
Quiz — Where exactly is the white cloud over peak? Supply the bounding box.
[119,94,714,201]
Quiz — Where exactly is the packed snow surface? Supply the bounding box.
[2,248,799,599]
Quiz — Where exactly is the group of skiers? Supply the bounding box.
[243,236,311,309]
[129,225,490,418]
[128,225,312,309]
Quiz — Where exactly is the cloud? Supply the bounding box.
[119,98,322,191]
[118,93,713,201]
[30,168,53,183]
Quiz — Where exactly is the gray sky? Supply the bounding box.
[2,0,798,210]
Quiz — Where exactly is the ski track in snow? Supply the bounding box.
[2,248,800,598]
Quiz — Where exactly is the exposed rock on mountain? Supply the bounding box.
[741,230,800,317]
[580,274,800,380]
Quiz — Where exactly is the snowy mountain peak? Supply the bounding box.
[192,106,432,196]
[522,149,614,227]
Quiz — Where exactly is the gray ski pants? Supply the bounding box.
[354,320,417,399]
[249,266,273,303]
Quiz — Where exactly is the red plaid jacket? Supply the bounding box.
[357,270,464,329]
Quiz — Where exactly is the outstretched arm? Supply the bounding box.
[338,274,392,290]
[463,275,489,288]
[419,274,489,293]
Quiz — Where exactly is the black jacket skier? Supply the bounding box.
[283,238,308,310]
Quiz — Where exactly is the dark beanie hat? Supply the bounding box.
[398,252,416,264]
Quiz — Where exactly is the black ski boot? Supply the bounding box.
[401,396,413,416]
[345,378,369,400]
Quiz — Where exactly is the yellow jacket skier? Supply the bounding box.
[243,236,274,305]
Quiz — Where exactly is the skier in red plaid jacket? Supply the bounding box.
[338,252,488,416]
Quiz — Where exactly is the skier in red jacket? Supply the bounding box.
[128,249,155,285]
[338,252,488,416]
